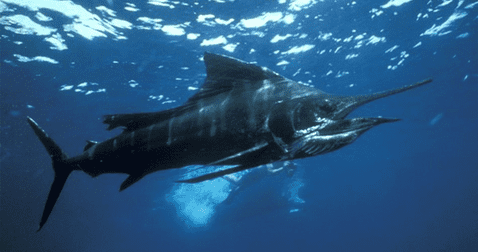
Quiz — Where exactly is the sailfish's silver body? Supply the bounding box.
[28,52,432,231]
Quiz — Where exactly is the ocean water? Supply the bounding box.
[1,0,477,251]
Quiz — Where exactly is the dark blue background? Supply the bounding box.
[1,0,477,251]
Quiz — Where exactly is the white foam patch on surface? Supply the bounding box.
[133,17,187,36]
[353,35,386,49]
[277,60,290,66]
[125,3,140,12]
[187,33,200,40]
[110,19,133,30]
[381,0,413,9]
[345,54,359,60]
[421,11,468,36]
[335,71,349,78]
[148,95,164,101]
[366,35,386,45]
[1,0,128,41]
[196,15,234,27]
[60,85,74,91]
[14,54,58,64]
[197,14,215,26]
[370,8,384,18]
[223,43,238,52]
[128,80,139,88]
[44,33,68,51]
[287,0,318,11]
[215,18,234,25]
[271,34,292,43]
[59,82,105,95]
[200,36,228,46]
[148,0,176,8]
[465,1,478,9]
[437,0,454,8]
[238,12,295,28]
[35,12,52,21]
[162,25,186,36]
[77,82,87,87]
[456,32,469,39]
[281,44,315,55]
[0,14,56,36]
[161,99,176,104]
[96,6,116,17]
[85,89,106,95]
[385,45,399,53]
[387,51,409,70]
[318,32,333,41]
[137,17,163,25]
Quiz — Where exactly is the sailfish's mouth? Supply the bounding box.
[287,117,400,157]
[322,117,400,135]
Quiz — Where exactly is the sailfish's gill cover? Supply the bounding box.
[28,52,432,231]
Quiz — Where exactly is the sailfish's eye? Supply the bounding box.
[320,103,335,114]
[293,103,317,130]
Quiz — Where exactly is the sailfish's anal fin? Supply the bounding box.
[120,174,145,191]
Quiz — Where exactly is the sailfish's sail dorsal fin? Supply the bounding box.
[186,52,285,104]
[204,52,281,82]
[103,52,286,132]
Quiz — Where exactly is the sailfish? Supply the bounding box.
[28,52,432,231]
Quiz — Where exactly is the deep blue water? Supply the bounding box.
[1,0,477,251]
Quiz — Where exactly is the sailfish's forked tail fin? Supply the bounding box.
[27,117,74,232]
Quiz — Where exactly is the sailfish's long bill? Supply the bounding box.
[27,52,432,231]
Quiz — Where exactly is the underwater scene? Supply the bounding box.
[1,0,477,251]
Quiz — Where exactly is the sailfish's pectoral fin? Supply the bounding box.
[177,165,255,183]
[120,174,145,191]
[208,141,269,166]
[178,142,270,183]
